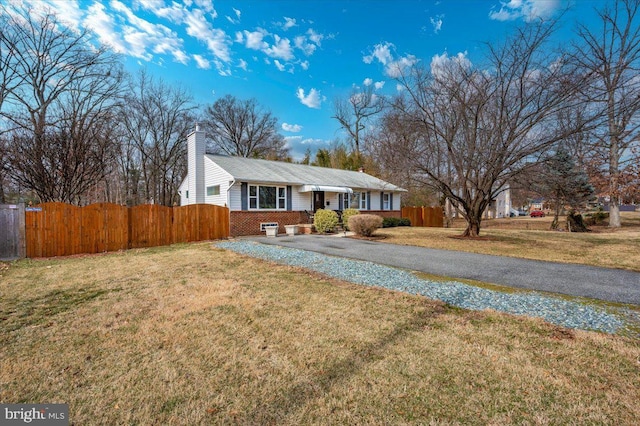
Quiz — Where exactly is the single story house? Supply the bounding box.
[179,126,406,236]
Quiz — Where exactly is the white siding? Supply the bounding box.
[178,179,188,206]
[186,129,206,204]
[228,185,242,210]
[203,157,234,207]
[392,193,400,210]
[291,187,310,211]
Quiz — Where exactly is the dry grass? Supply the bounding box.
[1,243,640,424]
[380,212,640,271]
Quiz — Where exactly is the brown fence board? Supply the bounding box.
[26,203,229,257]
[401,206,443,228]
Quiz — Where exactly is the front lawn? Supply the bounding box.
[1,243,639,424]
[381,212,640,271]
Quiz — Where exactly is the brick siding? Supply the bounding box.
[366,210,402,219]
[229,210,401,236]
[230,211,308,236]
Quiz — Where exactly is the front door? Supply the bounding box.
[313,191,325,212]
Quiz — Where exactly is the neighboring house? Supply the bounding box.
[529,198,545,211]
[179,126,406,236]
[445,185,512,219]
[485,187,512,219]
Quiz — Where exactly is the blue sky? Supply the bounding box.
[21,0,601,159]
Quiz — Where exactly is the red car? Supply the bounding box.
[530,210,545,217]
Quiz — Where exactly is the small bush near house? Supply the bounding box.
[314,209,339,233]
[341,208,360,230]
[349,214,383,237]
[382,217,412,228]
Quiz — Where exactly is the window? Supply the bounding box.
[248,185,286,210]
[349,192,367,210]
[359,192,367,210]
[206,185,220,196]
[185,190,189,199]
[343,194,350,209]
[383,193,390,210]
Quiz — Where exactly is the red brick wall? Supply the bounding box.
[230,211,308,236]
[229,210,401,236]
[366,210,402,219]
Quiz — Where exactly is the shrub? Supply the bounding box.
[382,217,399,228]
[584,209,609,226]
[341,208,360,230]
[313,209,339,233]
[399,218,411,226]
[348,214,383,237]
[382,217,412,228]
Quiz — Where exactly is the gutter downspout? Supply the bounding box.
[228,178,235,237]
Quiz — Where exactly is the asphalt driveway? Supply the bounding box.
[248,234,640,306]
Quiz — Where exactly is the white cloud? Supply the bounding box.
[242,29,269,50]
[274,59,286,71]
[238,58,248,70]
[430,14,444,33]
[489,0,560,22]
[294,35,317,56]
[363,78,373,86]
[300,60,309,70]
[136,0,184,22]
[282,17,297,30]
[193,0,215,14]
[363,42,394,65]
[264,35,294,60]
[386,55,418,78]
[374,81,385,90]
[307,29,324,45]
[282,123,303,132]
[430,51,472,78]
[84,2,127,53]
[396,83,405,92]
[193,54,211,69]
[296,87,324,109]
[34,0,84,30]
[226,8,241,24]
[183,8,231,62]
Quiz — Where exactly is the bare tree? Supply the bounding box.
[202,95,288,159]
[0,4,124,204]
[393,21,583,237]
[366,109,438,207]
[572,0,640,227]
[332,85,385,160]
[120,70,196,206]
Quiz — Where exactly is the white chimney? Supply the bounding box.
[187,124,205,204]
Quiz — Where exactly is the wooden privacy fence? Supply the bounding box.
[26,202,229,258]
[401,206,444,227]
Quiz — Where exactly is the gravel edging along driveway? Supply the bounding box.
[216,240,640,337]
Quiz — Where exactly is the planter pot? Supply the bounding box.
[285,225,299,236]
[265,226,278,237]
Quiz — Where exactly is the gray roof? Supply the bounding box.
[207,155,406,192]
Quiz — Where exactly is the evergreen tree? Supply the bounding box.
[541,146,595,230]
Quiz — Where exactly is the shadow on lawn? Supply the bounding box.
[237,302,449,424]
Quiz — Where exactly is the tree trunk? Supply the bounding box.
[461,214,481,237]
[551,201,561,230]
[609,200,621,227]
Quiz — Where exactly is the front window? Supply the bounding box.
[350,192,367,210]
[359,192,367,210]
[343,194,350,209]
[249,185,286,210]
[383,193,390,210]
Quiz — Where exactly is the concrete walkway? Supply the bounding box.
[247,234,640,306]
